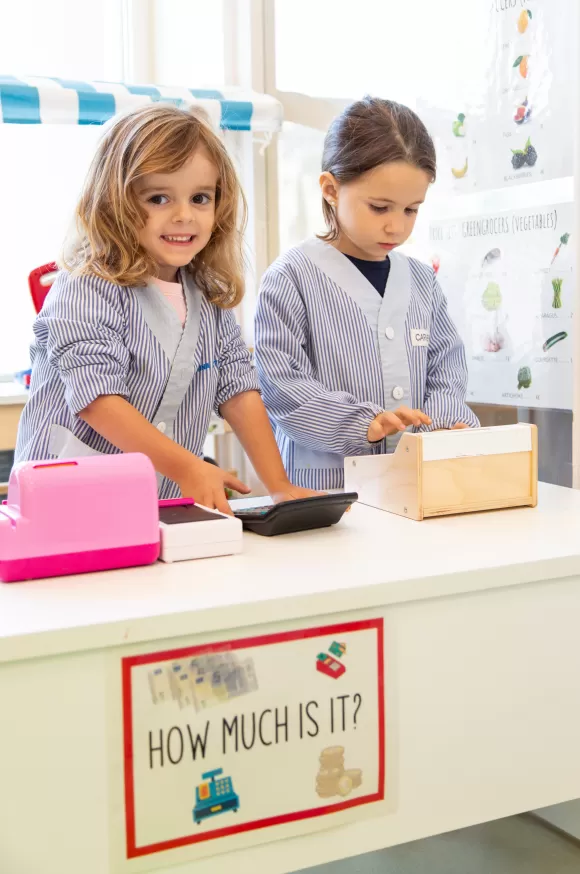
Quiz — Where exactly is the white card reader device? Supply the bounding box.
[158,499,242,562]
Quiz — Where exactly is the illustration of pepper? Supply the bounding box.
[518,367,532,390]
[552,277,564,309]
[543,331,567,352]
[551,233,570,265]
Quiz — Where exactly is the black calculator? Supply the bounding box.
[232,493,358,537]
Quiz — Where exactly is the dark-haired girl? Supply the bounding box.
[255,97,478,490]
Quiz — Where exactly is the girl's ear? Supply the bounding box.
[320,172,339,207]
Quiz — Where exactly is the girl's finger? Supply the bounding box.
[214,489,233,515]
[224,472,250,493]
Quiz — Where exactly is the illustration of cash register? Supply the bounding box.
[193,768,240,825]
[316,651,346,679]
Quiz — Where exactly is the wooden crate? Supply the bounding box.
[345,424,538,521]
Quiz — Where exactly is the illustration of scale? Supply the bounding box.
[193,768,240,824]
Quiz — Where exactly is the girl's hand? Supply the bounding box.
[433,422,471,431]
[178,458,250,515]
[367,407,432,442]
[270,484,322,504]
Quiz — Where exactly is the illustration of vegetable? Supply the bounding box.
[551,233,570,264]
[482,281,502,311]
[451,158,468,179]
[543,331,567,352]
[432,255,440,275]
[482,282,503,353]
[552,277,564,309]
[514,97,532,125]
[517,9,532,34]
[452,113,466,137]
[513,55,529,78]
[484,329,505,353]
[511,137,537,169]
[518,367,532,390]
[482,248,501,268]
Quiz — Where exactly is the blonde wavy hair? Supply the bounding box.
[62,102,247,308]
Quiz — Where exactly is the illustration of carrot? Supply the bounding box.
[551,232,570,265]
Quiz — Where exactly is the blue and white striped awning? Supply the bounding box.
[0,75,282,133]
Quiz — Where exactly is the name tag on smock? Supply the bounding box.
[411,329,430,347]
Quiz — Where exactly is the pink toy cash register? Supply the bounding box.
[0,454,160,583]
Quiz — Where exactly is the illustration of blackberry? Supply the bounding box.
[525,144,538,166]
[511,137,538,170]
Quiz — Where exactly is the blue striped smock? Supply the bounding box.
[254,238,479,490]
[15,270,259,498]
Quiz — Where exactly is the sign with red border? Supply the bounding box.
[120,619,385,864]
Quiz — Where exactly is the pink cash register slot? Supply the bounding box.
[0,453,160,583]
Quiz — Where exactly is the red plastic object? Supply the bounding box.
[28,262,58,314]
[316,657,346,679]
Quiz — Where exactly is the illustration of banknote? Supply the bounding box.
[147,653,258,709]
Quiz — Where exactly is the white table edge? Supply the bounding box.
[1,552,578,665]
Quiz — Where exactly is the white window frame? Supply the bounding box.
[223,0,350,267]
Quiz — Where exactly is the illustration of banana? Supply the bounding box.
[451,158,468,179]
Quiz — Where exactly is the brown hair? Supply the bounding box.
[62,102,247,308]
[320,96,437,242]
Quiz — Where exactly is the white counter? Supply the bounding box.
[0,381,28,406]
[1,482,580,874]
[2,482,580,663]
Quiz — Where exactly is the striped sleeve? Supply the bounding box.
[421,278,480,430]
[40,272,131,415]
[255,268,383,455]
[214,307,260,414]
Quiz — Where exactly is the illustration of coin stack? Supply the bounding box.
[316,746,362,799]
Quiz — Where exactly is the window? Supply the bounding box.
[0,0,234,376]
[274,0,488,108]
[277,122,325,251]
[150,0,225,87]
[0,125,107,374]
[1,0,123,82]
[266,0,574,487]
[0,1,125,376]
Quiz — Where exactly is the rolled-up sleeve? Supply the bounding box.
[214,308,260,414]
[39,272,131,415]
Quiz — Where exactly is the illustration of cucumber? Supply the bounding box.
[543,331,568,352]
